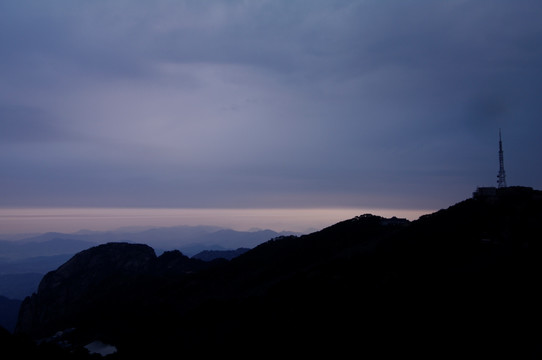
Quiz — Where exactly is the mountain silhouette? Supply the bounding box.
[0,296,20,332]
[0,226,295,304]
[12,187,542,358]
[192,247,250,261]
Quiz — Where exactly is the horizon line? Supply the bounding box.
[0,207,434,236]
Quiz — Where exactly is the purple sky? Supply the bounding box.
[1,1,541,217]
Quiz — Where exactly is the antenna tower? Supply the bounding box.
[497,129,507,188]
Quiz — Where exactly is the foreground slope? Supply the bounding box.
[15,187,542,358]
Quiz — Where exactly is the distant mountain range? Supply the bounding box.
[0,226,297,301]
[0,226,296,334]
[3,186,542,358]
[1,226,297,259]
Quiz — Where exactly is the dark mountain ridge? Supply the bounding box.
[192,247,250,261]
[13,187,542,358]
[0,296,20,332]
[16,243,212,339]
[0,226,291,303]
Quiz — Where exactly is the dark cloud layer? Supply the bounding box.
[1,0,541,210]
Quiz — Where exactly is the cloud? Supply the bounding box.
[0,105,73,143]
[1,1,541,210]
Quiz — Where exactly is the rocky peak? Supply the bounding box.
[16,243,157,337]
[38,243,156,293]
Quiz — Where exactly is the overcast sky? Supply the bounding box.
[1,0,542,213]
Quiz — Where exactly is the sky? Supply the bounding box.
[1,1,542,232]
